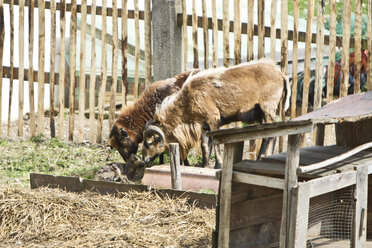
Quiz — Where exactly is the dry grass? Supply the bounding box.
[0,187,215,248]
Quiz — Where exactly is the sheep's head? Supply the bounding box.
[109,124,139,162]
[142,120,166,164]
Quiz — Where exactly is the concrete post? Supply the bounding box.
[152,0,182,81]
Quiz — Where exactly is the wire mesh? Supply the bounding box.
[306,186,355,248]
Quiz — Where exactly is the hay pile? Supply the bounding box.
[0,187,215,248]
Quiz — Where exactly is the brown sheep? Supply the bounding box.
[108,70,196,164]
[142,59,290,165]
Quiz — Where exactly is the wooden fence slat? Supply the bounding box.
[68,0,77,141]
[290,0,299,119]
[96,0,107,143]
[0,0,4,137]
[339,0,352,98]
[314,0,325,109]
[121,0,128,105]
[144,0,151,86]
[279,0,288,152]
[89,0,96,143]
[247,0,254,61]
[257,0,264,59]
[133,0,139,99]
[192,0,198,68]
[37,0,45,135]
[202,0,209,69]
[49,0,56,138]
[212,0,217,68]
[234,0,241,65]
[18,0,25,137]
[354,0,362,94]
[7,0,14,136]
[109,0,118,130]
[270,0,277,60]
[223,0,229,67]
[368,0,372,91]
[301,0,315,115]
[78,0,87,143]
[58,0,66,139]
[182,0,187,71]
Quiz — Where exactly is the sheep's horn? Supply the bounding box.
[145,125,165,146]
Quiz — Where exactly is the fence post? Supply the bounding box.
[152,0,182,81]
[169,143,182,190]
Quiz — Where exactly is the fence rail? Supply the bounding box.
[0,0,371,150]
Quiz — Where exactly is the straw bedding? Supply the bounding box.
[0,187,215,248]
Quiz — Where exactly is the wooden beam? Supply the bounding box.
[247,0,254,61]
[279,134,301,248]
[257,0,265,59]
[182,0,187,71]
[0,0,4,137]
[144,0,151,86]
[340,0,352,98]
[8,0,14,137]
[353,165,368,246]
[202,0,209,68]
[211,0,217,68]
[176,14,369,49]
[192,0,199,68]
[207,121,313,145]
[37,0,45,135]
[58,0,65,139]
[133,0,139,99]
[218,142,244,248]
[354,0,363,94]
[232,171,285,189]
[290,0,299,119]
[222,0,229,67]
[169,143,182,190]
[270,0,277,60]
[121,0,128,105]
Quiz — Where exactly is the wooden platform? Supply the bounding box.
[233,145,372,179]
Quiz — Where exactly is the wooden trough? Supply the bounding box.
[207,91,372,248]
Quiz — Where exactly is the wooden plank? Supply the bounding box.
[96,0,107,143]
[232,171,285,189]
[291,0,300,119]
[144,0,151,86]
[354,0,362,94]
[169,143,182,190]
[182,0,187,71]
[211,0,217,68]
[339,0,352,98]
[229,193,283,231]
[109,0,118,130]
[269,0,277,60]
[68,0,77,141]
[192,0,198,68]
[247,0,254,61]
[368,0,372,91]
[308,170,356,197]
[218,142,244,248]
[257,0,264,59]
[89,0,96,143]
[222,0,229,67]
[233,0,241,65]
[49,0,56,138]
[37,0,45,135]
[289,183,310,248]
[18,0,25,137]
[353,165,368,246]
[7,0,14,136]
[279,134,301,248]
[78,0,87,142]
[314,0,324,110]
[208,121,313,145]
[0,0,4,137]
[234,160,286,177]
[121,0,128,105]
[58,0,65,139]
[133,0,139,99]
[301,0,315,115]
[202,0,209,69]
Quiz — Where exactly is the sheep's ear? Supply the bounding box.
[120,128,129,138]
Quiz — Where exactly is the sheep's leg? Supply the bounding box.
[183,158,190,166]
[213,144,223,169]
[257,137,276,160]
[159,153,164,164]
[201,133,210,167]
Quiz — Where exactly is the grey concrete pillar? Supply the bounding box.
[152,0,182,82]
